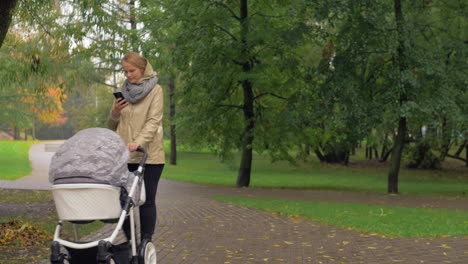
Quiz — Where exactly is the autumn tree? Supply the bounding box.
[0,0,100,138]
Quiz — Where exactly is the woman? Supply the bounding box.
[108,52,165,243]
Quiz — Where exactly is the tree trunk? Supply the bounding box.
[236,0,254,188]
[380,134,389,160]
[466,144,468,167]
[169,76,177,165]
[314,148,325,162]
[455,140,466,157]
[128,0,139,52]
[388,0,409,194]
[0,0,17,48]
[380,147,392,162]
[13,126,18,140]
[388,117,406,193]
[439,117,451,161]
[373,147,379,159]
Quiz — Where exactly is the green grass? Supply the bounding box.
[212,196,468,238]
[164,151,468,197]
[0,140,36,180]
[0,189,53,203]
[1,140,466,197]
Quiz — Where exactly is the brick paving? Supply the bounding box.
[146,180,468,264]
[83,180,468,264]
[1,141,467,263]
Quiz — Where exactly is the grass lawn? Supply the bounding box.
[212,196,468,238]
[163,151,468,197]
[2,140,466,197]
[0,140,36,180]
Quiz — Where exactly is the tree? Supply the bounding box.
[150,0,315,187]
[285,0,467,197]
[1,0,101,138]
[386,0,409,194]
[0,0,18,48]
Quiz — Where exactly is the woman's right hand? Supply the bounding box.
[112,98,128,117]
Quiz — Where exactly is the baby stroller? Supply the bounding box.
[48,128,156,264]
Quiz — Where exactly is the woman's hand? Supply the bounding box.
[112,98,128,117]
[127,143,139,152]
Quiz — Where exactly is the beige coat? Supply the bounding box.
[107,63,165,164]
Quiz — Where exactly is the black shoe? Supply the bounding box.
[138,237,151,261]
[141,234,152,243]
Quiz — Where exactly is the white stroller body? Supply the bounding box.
[48,128,156,264]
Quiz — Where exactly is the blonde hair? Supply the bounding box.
[121,52,147,72]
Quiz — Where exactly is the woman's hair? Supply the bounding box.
[122,52,147,71]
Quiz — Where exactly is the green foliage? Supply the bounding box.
[290,0,467,169]
[1,0,466,190]
[146,0,318,164]
[213,196,468,237]
[1,1,102,134]
[64,85,114,133]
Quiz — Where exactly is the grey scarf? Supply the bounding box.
[122,76,159,104]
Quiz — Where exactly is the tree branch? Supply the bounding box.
[93,79,117,89]
[214,104,243,109]
[251,12,286,19]
[253,92,288,101]
[27,6,55,38]
[209,1,240,21]
[446,154,467,163]
[214,24,238,41]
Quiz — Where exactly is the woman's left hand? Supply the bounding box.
[127,143,139,152]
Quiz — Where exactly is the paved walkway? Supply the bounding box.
[1,142,467,263]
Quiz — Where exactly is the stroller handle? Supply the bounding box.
[136,146,148,168]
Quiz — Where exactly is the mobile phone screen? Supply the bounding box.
[113,92,124,100]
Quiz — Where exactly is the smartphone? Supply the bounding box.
[113,92,125,100]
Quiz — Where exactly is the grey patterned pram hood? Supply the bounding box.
[49,128,134,191]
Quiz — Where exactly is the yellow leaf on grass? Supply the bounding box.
[273,244,281,247]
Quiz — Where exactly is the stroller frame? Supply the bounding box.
[50,147,155,264]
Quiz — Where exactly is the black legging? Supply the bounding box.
[124,163,164,241]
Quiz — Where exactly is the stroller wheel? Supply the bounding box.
[139,241,157,264]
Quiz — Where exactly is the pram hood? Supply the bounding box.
[49,128,134,190]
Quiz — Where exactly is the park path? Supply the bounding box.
[88,179,468,264]
[1,141,467,263]
[0,141,61,190]
[148,180,468,264]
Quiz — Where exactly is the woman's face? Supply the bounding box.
[122,61,144,84]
